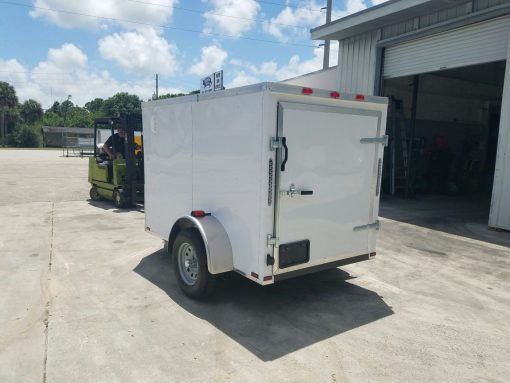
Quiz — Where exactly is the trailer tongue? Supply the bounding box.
[142,82,388,298]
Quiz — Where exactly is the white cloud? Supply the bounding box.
[37,43,88,71]
[263,0,370,42]
[272,48,324,80]
[332,0,369,20]
[98,28,178,76]
[225,71,259,88]
[202,0,260,38]
[0,44,184,109]
[227,47,327,85]
[259,61,279,77]
[263,1,324,42]
[30,0,177,30]
[189,45,228,76]
[371,0,389,5]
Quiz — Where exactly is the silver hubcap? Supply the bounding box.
[177,243,199,286]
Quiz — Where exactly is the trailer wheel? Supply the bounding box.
[89,186,101,201]
[172,229,216,299]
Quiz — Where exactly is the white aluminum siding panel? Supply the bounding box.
[337,31,378,95]
[192,92,265,277]
[142,101,193,240]
[384,16,510,78]
[489,33,510,230]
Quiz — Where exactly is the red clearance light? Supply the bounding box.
[251,272,259,279]
[263,276,273,281]
[191,210,206,218]
[355,94,365,101]
[302,87,313,95]
[330,91,340,99]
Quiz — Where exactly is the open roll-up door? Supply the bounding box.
[384,16,510,78]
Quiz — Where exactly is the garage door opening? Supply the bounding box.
[380,61,510,246]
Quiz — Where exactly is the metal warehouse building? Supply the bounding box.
[309,0,510,231]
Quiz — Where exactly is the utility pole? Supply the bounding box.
[322,0,332,69]
[63,94,72,127]
[155,74,159,100]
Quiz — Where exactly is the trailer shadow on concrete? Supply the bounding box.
[134,249,393,361]
[380,194,510,248]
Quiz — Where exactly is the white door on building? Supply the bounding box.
[384,17,510,78]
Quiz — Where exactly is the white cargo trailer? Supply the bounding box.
[142,82,388,298]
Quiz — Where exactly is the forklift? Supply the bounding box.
[88,114,144,208]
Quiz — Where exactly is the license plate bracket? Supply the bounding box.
[279,240,310,269]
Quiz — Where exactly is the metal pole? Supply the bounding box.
[322,0,332,70]
[406,75,420,198]
[155,74,159,99]
[63,94,72,127]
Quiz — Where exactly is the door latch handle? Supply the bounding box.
[280,184,314,198]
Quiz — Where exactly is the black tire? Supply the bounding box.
[89,186,102,201]
[172,229,216,299]
[113,189,129,208]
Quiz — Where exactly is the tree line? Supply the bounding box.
[0,81,197,148]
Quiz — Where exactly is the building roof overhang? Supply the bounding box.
[311,0,461,40]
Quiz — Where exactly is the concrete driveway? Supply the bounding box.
[1,149,509,382]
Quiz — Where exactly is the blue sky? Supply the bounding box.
[0,0,385,109]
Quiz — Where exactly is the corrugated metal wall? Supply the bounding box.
[333,3,510,230]
[337,30,379,94]
[381,0,510,40]
[489,34,510,230]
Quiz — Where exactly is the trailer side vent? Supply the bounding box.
[268,159,273,206]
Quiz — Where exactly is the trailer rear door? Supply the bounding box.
[273,102,384,275]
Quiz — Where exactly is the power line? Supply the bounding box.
[0,70,70,76]
[0,1,317,48]
[125,0,311,30]
[258,0,323,12]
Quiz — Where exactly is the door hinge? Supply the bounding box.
[353,220,381,232]
[267,234,279,247]
[360,135,388,147]
[270,137,282,150]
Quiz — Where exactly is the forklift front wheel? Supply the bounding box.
[113,189,129,208]
[172,229,216,299]
[90,186,102,201]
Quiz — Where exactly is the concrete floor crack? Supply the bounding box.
[42,202,54,383]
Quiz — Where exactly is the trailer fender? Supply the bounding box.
[168,216,233,274]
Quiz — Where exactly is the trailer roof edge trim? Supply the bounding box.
[141,82,388,108]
